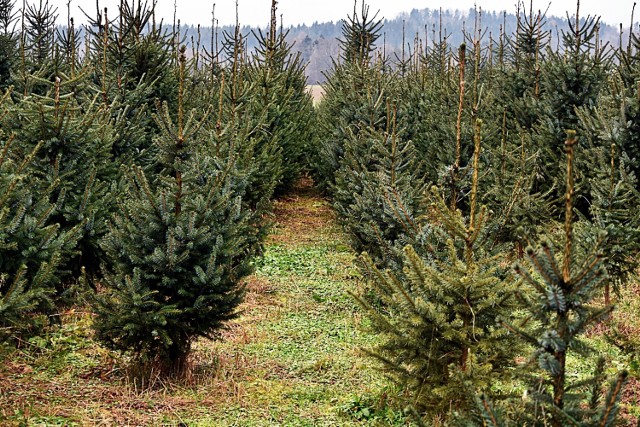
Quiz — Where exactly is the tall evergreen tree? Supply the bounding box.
[501,1,549,132]
[339,0,382,67]
[85,0,177,166]
[0,76,116,285]
[396,42,471,195]
[246,0,315,194]
[576,103,640,301]
[312,0,387,192]
[611,25,640,191]
[14,0,58,96]
[479,2,554,253]
[0,0,17,90]
[23,0,56,67]
[535,1,610,212]
[190,22,281,253]
[332,121,428,270]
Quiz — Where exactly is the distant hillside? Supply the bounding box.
[176,6,623,84]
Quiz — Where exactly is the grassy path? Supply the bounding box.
[0,179,401,426]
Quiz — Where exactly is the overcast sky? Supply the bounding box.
[46,0,637,28]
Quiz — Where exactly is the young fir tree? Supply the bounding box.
[402,40,482,214]
[320,3,435,271]
[199,11,293,220]
[615,27,640,188]
[23,0,56,66]
[0,90,79,341]
[480,2,554,253]
[397,42,471,194]
[498,131,628,427]
[576,104,640,302]
[246,0,315,194]
[500,1,549,132]
[184,20,279,253]
[0,0,17,90]
[312,0,387,193]
[1,76,116,286]
[227,23,283,206]
[93,49,255,376]
[354,121,520,422]
[56,5,77,62]
[535,1,609,213]
[15,0,59,96]
[332,116,429,271]
[84,0,177,166]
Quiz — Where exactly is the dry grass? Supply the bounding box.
[268,176,338,247]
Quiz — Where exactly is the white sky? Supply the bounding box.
[45,0,637,28]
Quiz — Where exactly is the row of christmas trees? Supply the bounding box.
[0,0,315,375]
[2,0,640,423]
[313,1,640,425]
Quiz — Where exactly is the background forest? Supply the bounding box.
[1,0,640,425]
[43,5,626,84]
[179,5,625,84]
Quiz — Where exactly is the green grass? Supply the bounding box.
[178,196,408,425]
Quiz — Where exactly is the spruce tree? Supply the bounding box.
[501,131,627,426]
[23,0,56,67]
[332,120,428,270]
[246,0,315,194]
[500,1,549,132]
[0,0,17,90]
[481,127,554,255]
[93,49,255,376]
[535,1,609,212]
[0,90,79,341]
[55,11,80,75]
[577,104,640,301]
[1,75,116,285]
[15,0,59,96]
[480,2,554,253]
[312,0,387,192]
[203,19,282,213]
[396,42,470,194]
[615,28,640,188]
[539,2,608,143]
[398,40,482,214]
[84,0,177,166]
[354,122,519,421]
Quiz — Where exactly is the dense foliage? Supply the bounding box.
[315,1,638,424]
[0,0,313,375]
[0,91,80,340]
[0,0,638,424]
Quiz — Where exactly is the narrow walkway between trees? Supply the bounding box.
[191,176,389,425]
